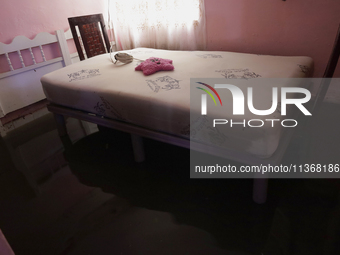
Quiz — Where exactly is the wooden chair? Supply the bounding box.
[68,14,111,61]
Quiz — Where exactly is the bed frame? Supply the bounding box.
[0,29,80,194]
[47,101,303,204]
[0,29,79,136]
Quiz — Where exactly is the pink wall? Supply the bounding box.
[205,0,340,77]
[0,0,107,73]
[0,0,107,44]
[0,0,339,77]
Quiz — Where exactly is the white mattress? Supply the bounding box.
[41,48,313,158]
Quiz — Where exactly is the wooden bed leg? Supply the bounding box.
[131,134,145,163]
[253,178,268,204]
[53,113,67,137]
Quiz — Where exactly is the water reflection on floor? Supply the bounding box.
[0,102,339,255]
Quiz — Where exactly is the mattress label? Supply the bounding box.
[145,76,181,93]
[67,69,101,82]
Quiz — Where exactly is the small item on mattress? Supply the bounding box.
[111,52,134,64]
[110,52,144,64]
[135,57,174,75]
[114,53,134,64]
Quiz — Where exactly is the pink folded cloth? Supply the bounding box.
[135,57,174,75]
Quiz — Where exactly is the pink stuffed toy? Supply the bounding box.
[135,57,174,75]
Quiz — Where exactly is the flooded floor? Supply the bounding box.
[0,102,339,255]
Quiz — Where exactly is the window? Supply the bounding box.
[108,0,206,50]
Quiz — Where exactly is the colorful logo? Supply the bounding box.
[196,82,223,106]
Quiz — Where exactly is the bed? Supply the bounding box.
[41,47,314,203]
[0,29,79,136]
[0,29,82,194]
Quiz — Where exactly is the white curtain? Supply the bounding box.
[108,0,206,51]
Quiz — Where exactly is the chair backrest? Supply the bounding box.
[68,14,111,61]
